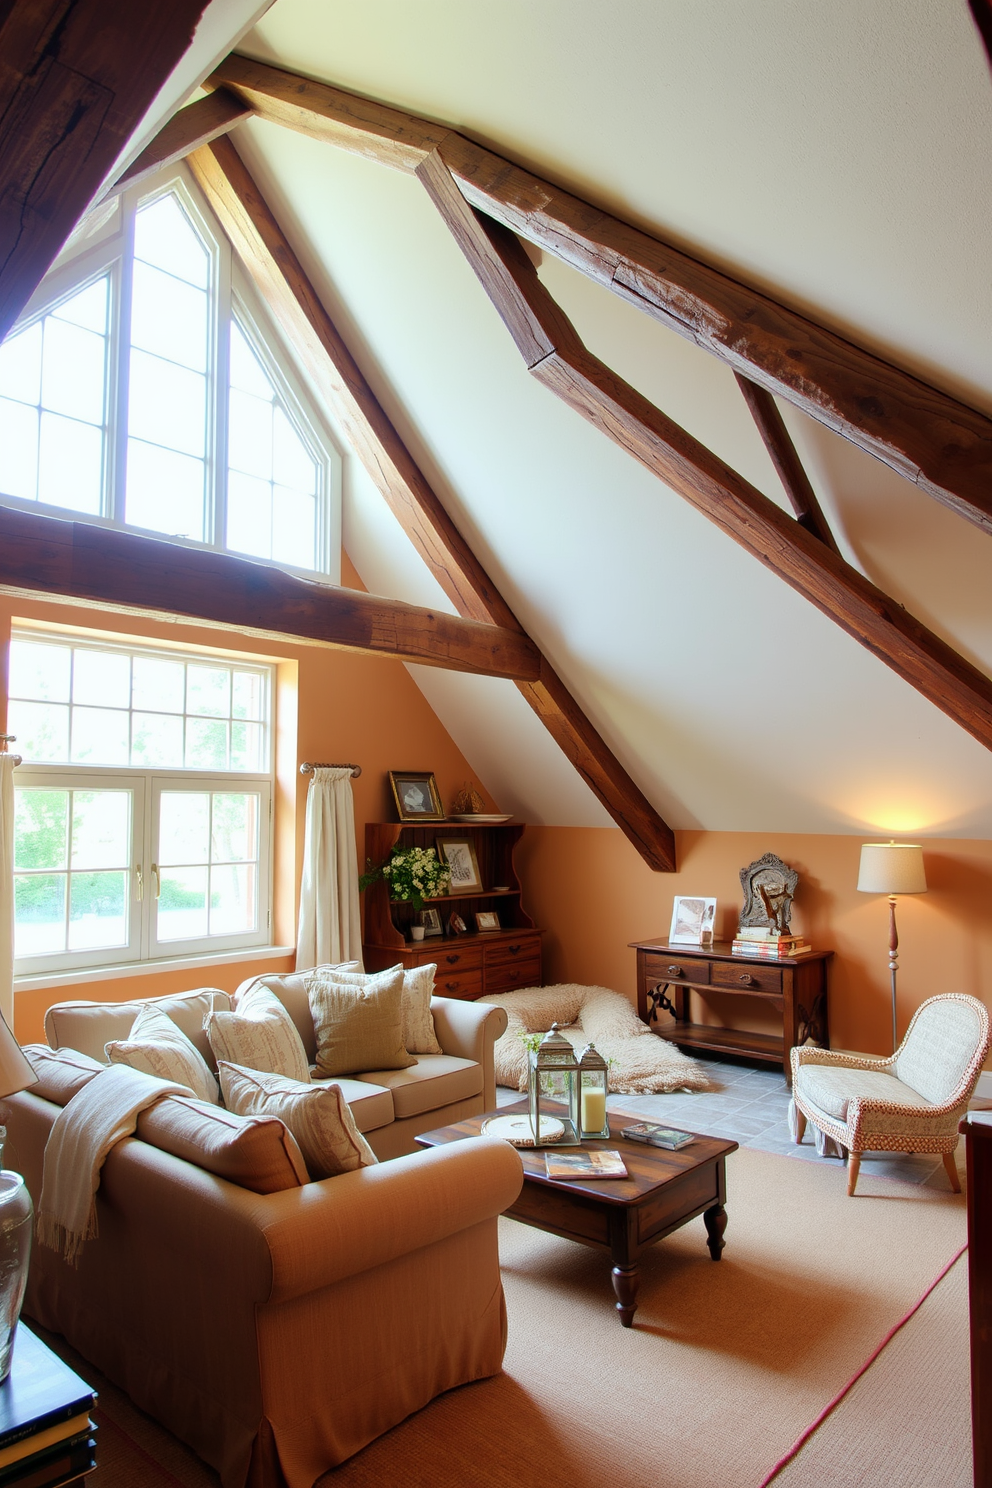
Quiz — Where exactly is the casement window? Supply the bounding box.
[0,164,341,580]
[9,629,273,976]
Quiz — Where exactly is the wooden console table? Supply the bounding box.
[629,938,831,1085]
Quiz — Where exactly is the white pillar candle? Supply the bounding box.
[581,1086,607,1132]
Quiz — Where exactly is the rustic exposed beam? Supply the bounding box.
[734,374,840,555]
[208,55,992,537]
[417,148,992,756]
[189,136,676,870]
[102,89,253,201]
[970,0,992,75]
[0,0,211,341]
[0,506,540,680]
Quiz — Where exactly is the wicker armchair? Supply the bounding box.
[790,993,990,1195]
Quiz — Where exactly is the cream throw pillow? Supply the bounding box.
[105,1003,220,1104]
[218,1062,378,1179]
[329,963,442,1055]
[204,984,310,1083]
[305,966,416,1077]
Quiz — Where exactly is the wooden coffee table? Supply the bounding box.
[417,1103,737,1327]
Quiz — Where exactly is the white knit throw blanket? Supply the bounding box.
[38,1064,191,1263]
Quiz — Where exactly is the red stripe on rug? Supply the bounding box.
[757,1242,968,1487]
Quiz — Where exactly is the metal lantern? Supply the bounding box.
[578,1042,611,1139]
[527,1024,580,1147]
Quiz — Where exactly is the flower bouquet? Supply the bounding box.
[359,844,452,912]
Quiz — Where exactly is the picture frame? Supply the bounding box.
[475,910,501,932]
[389,771,445,823]
[446,912,468,936]
[669,896,717,945]
[436,836,484,894]
[420,907,443,937]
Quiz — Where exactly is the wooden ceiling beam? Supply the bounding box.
[0,506,539,680]
[101,89,253,202]
[417,149,992,755]
[734,374,841,555]
[969,0,992,76]
[207,55,992,537]
[188,136,676,870]
[0,0,212,341]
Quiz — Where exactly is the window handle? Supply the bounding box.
[135,865,143,902]
[151,863,161,899]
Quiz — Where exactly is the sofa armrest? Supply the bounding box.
[431,997,508,1109]
[251,1135,523,1305]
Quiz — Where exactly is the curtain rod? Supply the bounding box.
[299,761,362,777]
[0,734,21,766]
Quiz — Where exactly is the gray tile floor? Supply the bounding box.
[497,1053,963,1190]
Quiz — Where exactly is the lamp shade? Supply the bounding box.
[857,843,927,895]
[0,1015,36,1101]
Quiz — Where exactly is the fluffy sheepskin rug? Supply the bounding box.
[485,984,709,1095]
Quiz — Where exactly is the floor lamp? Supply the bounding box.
[857,842,927,1055]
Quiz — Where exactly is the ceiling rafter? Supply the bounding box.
[205,53,992,538]
[0,0,213,341]
[733,375,840,555]
[416,148,992,756]
[100,89,254,203]
[0,506,540,679]
[187,137,677,871]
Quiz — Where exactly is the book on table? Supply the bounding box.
[544,1150,628,1179]
[620,1123,696,1150]
[0,1328,96,1488]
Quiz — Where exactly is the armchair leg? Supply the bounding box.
[847,1154,861,1196]
[942,1151,962,1193]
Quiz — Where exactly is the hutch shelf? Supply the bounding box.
[362,822,542,1000]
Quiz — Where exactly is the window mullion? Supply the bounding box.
[112,210,136,525]
[212,227,232,552]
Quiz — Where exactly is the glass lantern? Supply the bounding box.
[527,1024,580,1146]
[578,1043,610,1139]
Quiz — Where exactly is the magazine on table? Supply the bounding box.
[544,1149,629,1179]
[620,1123,696,1150]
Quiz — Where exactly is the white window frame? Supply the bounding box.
[0,162,342,582]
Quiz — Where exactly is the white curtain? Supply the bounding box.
[0,757,15,1025]
[295,767,363,971]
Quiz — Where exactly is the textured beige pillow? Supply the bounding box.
[305,966,416,1077]
[204,983,310,1083]
[105,1003,220,1104]
[218,1062,378,1179]
[330,963,442,1055]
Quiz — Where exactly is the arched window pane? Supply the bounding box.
[134,194,209,289]
[131,261,207,372]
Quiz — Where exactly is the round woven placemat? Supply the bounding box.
[481,1114,564,1146]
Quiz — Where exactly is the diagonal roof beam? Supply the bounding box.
[187,136,677,871]
[206,54,992,538]
[970,0,992,75]
[734,374,840,555]
[99,89,253,202]
[0,0,213,341]
[416,148,992,756]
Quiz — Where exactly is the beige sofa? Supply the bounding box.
[3,980,520,1487]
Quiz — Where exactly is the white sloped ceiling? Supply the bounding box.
[228,0,992,838]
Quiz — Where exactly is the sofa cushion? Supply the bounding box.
[234,964,362,1063]
[205,984,310,1083]
[329,963,443,1056]
[105,1003,220,1104]
[218,1062,378,1180]
[354,1056,483,1120]
[45,988,230,1067]
[317,1075,394,1133]
[136,1095,308,1193]
[306,966,415,1078]
[22,1045,104,1105]
[797,1065,931,1122]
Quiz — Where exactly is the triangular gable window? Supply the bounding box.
[0,166,340,581]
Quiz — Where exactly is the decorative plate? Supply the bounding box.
[448,813,513,823]
[481,1114,564,1146]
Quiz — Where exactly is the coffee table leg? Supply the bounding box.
[704,1203,727,1259]
[611,1264,639,1327]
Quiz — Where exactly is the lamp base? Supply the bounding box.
[0,1172,33,1382]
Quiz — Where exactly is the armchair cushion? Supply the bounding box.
[895,997,988,1104]
[797,1064,930,1123]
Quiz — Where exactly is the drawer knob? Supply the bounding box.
[445,981,459,992]
[445,954,459,964]
[508,944,521,955]
[738,973,755,985]
[667,965,683,977]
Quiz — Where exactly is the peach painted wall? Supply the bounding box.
[2,554,494,1043]
[516,826,992,1062]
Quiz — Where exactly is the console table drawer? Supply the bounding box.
[486,956,542,993]
[642,952,710,987]
[434,969,484,999]
[711,962,783,995]
[424,945,483,973]
[485,935,542,969]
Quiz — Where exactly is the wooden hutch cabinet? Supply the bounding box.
[362,822,542,1000]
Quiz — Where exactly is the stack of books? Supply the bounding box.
[731,927,812,959]
[0,1328,97,1488]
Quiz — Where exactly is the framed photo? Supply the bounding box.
[436,836,483,894]
[475,911,500,932]
[446,912,468,936]
[420,907,443,938]
[389,771,445,823]
[669,896,717,945]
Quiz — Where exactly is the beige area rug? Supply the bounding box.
[34,1147,968,1488]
